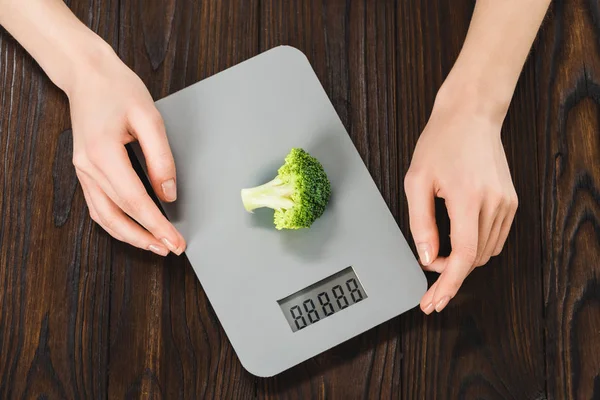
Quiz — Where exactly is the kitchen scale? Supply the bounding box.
[133,46,427,377]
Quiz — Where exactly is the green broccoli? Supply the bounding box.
[241,148,331,230]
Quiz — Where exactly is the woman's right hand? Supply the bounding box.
[67,44,186,257]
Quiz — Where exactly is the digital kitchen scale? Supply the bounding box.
[133,46,427,377]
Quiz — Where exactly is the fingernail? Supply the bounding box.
[148,244,169,256]
[161,238,181,255]
[423,302,434,315]
[435,296,450,312]
[417,243,432,265]
[162,179,177,202]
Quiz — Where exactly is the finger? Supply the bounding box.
[79,175,98,220]
[420,256,448,273]
[404,170,439,266]
[78,175,124,241]
[128,106,177,203]
[493,197,518,256]
[80,172,170,256]
[479,211,505,266]
[420,279,441,315]
[430,200,480,312]
[91,144,186,255]
[474,196,502,266]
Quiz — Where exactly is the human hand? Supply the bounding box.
[404,91,518,314]
[67,46,186,256]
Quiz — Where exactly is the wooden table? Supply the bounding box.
[1,1,599,398]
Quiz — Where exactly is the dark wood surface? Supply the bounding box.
[0,0,598,399]
[536,1,600,399]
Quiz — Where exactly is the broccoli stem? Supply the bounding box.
[241,177,295,212]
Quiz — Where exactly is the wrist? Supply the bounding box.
[59,35,119,97]
[433,68,513,127]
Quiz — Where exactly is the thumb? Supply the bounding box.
[404,170,439,266]
[429,199,479,312]
[129,107,177,203]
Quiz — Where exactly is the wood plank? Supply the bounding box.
[257,1,408,398]
[397,2,547,399]
[0,0,119,398]
[536,1,600,398]
[108,1,259,398]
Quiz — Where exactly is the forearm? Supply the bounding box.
[0,0,116,95]
[437,0,551,122]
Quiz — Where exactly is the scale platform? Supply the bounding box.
[133,46,427,377]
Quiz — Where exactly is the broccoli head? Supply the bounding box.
[241,148,331,230]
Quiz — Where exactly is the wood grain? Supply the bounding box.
[107,0,259,398]
[536,1,600,399]
[257,1,405,399]
[0,0,119,398]
[1,0,598,398]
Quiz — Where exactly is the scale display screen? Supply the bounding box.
[278,267,368,332]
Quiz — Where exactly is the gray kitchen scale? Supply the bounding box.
[133,46,427,377]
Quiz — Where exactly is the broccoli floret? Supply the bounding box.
[241,148,331,230]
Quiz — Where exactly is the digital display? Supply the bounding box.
[277,267,368,332]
